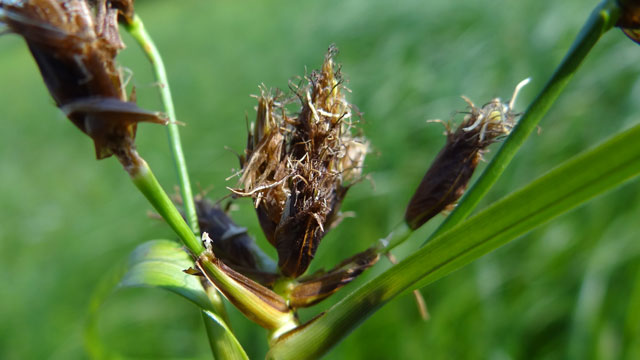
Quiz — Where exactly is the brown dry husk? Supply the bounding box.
[0,0,165,163]
[405,92,522,230]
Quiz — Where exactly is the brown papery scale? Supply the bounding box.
[0,0,165,167]
[288,247,379,308]
[231,46,368,278]
[193,197,279,286]
[405,79,529,230]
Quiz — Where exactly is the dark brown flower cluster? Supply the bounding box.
[189,48,380,313]
[405,80,529,229]
[0,0,165,168]
[232,47,369,279]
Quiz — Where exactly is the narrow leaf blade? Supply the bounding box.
[85,239,247,360]
[118,239,212,311]
[203,311,250,360]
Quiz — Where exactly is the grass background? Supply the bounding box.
[1,0,639,358]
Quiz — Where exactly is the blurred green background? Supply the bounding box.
[1,0,639,359]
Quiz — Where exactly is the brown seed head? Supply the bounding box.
[232,46,368,278]
[405,79,529,230]
[0,0,165,165]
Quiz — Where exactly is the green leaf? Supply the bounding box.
[117,239,212,310]
[268,123,640,360]
[625,266,640,359]
[85,239,248,360]
[567,221,640,359]
[203,310,249,360]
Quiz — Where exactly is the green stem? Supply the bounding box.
[123,16,246,360]
[205,282,231,325]
[130,160,205,256]
[125,14,200,235]
[425,0,621,243]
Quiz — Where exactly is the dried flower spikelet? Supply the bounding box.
[405,79,530,230]
[233,47,368,278]
[0,0,166,166]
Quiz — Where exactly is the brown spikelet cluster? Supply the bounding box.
[181,48,378,321]
[232,47,369,279]
[405,80,528,229]
[0,0,165,165]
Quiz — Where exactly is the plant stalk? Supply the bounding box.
[129,160,205,255]
[124,18,244,357]
[125,14,201,235]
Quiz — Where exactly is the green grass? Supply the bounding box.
[1,0,639,359]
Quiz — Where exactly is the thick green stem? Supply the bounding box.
[197,252,298,341]
[204,282,230,325]
[130,160,205,256]
[125,15,200,235]
[425,0,621,243]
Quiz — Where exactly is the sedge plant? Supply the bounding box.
[1,0,640,359]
